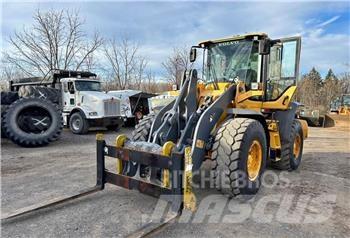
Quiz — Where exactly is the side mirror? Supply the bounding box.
[259,39,270,55]
[190,47,197,62]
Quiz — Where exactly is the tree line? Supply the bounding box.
[1,9,191,93]
[296,68,350,113]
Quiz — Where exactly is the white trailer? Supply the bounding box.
[107,90,156,125]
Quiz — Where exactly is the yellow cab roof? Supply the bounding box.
[198,32,268,46]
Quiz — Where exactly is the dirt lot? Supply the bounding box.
[1,123,350,237]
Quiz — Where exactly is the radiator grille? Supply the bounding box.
[104,100,120,116]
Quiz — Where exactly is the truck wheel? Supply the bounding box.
[270,120,303,170]
[69,112,89,134]
[211,118,267,197]
[3,97,63,147]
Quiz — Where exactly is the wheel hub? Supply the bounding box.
[72,118,81,131]
[247,140,263,181]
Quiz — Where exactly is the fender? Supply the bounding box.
[68,107,87,119]
[274,102,298,142]
[227,108,270,151]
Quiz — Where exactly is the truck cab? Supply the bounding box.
[60,77,122,134]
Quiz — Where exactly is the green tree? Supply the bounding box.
[325,68,338,81]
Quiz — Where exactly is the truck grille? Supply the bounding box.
[104,100,120,116]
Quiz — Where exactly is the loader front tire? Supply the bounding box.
[122,114,156,177]
[270,120,303,171]
[132,114,155,141]
[211,118,267,197]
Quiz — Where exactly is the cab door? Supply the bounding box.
[62,80,76,112]
[265,37,301,102]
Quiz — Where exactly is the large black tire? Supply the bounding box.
[18,86,61,104]
[1,105,9,138]
[211,118,267,197]
[3,97,63,147]
[270,120,303,170]
[1,91,19,105]
[131,114,155,141]
[69,112,89,134]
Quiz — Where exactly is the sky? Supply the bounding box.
[1,1,350,78]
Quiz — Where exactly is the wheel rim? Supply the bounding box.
[293,134,302,158]
[247,140,263,181]
[72,117,81,131]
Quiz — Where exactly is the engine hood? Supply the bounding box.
[79,91,119,101]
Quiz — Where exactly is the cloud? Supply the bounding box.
[316,16,340,28]
[1,1,349,78]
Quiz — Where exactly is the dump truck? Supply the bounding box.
[3,33,308,236]
[1,70,122,146]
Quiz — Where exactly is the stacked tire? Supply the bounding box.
[1,89,63,147]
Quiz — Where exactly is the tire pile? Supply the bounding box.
[1,86,63,147]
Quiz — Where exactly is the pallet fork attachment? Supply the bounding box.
[2,133,195,237]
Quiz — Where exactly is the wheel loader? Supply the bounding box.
[3,33,308,236]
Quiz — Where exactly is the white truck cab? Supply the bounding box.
[61,77,122,134]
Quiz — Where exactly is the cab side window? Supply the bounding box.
[68,82,75,94]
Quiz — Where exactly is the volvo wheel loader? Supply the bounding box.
[3,33,308,237]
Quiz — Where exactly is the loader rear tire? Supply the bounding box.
[270,120,303,171]
[211,118,267,197]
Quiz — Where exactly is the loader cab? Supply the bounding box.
[192,33,301,106]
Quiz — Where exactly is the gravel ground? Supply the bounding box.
[1,124,350,237]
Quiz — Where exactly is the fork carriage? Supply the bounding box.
[96,134,187,212]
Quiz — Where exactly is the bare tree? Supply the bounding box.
[3,9,103,77]
[162,46,192,86]
[103,37,147,90]
[339,72,350,94]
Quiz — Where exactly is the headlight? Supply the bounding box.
[89,112,98,116]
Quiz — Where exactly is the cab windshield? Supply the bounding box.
[205,40,259,85]
[75,80,101,91]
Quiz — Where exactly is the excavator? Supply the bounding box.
[3,33,308,237]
